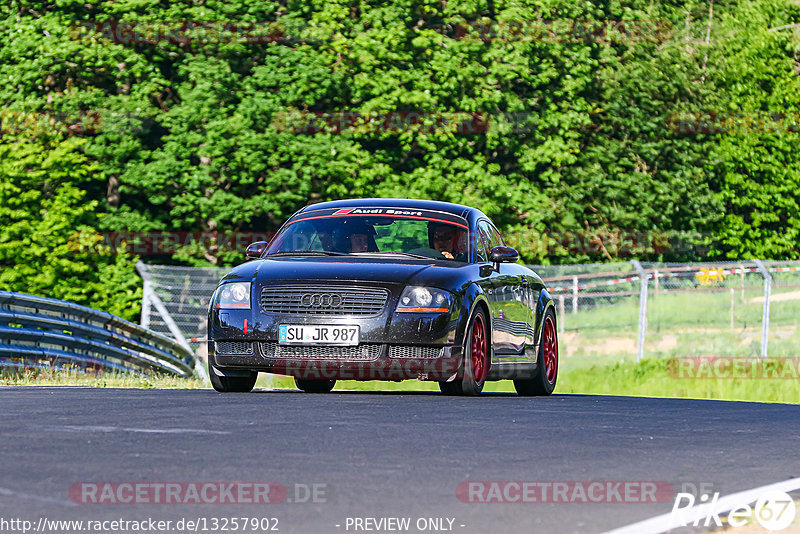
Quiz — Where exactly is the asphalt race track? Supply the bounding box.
[1,387,798,534]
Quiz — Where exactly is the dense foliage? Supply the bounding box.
[1,0,799,320]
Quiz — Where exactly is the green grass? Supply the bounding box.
[4,360,797,404]
[558,358,800,404]
[0,367,204,388]
[264,358,799,404]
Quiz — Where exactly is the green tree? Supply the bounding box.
[0,136,141,319]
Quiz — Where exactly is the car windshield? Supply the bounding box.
[265,209,470,262]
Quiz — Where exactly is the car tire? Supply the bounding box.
[209,364,257,393]
[439,308,489,396]
[295,378,336,393]
[514,308,558,396]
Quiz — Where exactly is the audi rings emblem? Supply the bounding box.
[300,293,343,308]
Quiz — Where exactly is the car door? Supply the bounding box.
[477,220,529,356]
[474,223,504,353]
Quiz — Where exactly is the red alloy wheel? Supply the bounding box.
[471,313,488,383]
[542,314,558,384]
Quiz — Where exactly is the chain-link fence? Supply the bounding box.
[139,259,800,374]
[136,262,225,379]
[536,260,800,366]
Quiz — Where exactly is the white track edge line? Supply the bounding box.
[0,486,76,507]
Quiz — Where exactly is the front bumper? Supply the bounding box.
[210,341,463,381]
[209,283,463,381]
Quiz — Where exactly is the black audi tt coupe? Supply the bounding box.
[208,198,558,396]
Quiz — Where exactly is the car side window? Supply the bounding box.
[475,222,493,262]
[474,228,488,262]
[487,223,505,249]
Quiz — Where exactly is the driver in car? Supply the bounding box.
[431,224,456,260]
[350,231,370,253]
[333,219,376,253]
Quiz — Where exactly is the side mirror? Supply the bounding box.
[489,246,519,264]
[245,241,268,259]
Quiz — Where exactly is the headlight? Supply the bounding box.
[396,286,452,313]
[214,282,251,309]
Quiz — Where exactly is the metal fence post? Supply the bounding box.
[572,276,578,313]
[141,279,152,329]
[739,263,745,302]
[631,260,648,362]
[753,259,771,358]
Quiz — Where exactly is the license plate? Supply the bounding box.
[278,325,359,346]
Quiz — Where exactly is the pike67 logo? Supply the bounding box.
[671,489,796,530]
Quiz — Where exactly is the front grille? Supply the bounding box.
[260,286,389,316]
[259,342,382,360]
[216,341,254,355]
[389,345,444,359]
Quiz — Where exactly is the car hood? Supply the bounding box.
[220,257,467,289]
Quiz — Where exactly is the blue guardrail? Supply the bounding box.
[0,291,197,378]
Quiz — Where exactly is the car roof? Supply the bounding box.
[299,198,478,219]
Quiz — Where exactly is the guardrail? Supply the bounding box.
[0,291,198,378]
